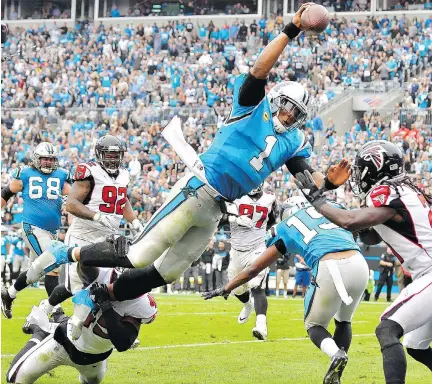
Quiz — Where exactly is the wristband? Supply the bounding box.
[93,212,101,221]
[282,22,301,40]
[324,177,338,191]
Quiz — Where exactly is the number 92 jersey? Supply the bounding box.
[266,206,360,271]
[68,162,130,240]
[200,74,311,201]
[13,166,69,232]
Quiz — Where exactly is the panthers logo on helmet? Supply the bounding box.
[360,144,387,171]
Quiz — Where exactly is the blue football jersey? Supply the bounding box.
[200,74,311,200]
[1,235,12,256]
[10,237,26,257]
[266,206,360,270]
[14,166,69,232]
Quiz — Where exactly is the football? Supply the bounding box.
[300,4,330,33]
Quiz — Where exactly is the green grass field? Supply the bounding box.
[1,289,428,384]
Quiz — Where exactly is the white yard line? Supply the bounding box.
[1,334,376,358]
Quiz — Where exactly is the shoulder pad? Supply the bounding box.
[73,164,92,181]
[367,185,393,208]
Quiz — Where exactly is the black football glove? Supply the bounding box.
[294,170,328,211]
[90,283,113,312]
[202,287,230,300]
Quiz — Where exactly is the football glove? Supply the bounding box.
[294,171,328,211]
[93,212,113,229]
[131,219,144,233]
[90,283,113,312]
[202,287,230,300]
[228,215,255,229]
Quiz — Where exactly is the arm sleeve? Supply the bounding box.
[274,238,287,255]
[238,73,267,107]
[285,156,315,176]
[101,308,139,352]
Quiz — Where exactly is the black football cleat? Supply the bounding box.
[1,286,14,319]
[323,348,348,384]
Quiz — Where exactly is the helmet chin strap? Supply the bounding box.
[273,115,287,133]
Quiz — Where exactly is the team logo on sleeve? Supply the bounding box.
[360,145,387,171]
[263,112,270,123]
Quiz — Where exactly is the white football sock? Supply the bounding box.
[320,338,340,359]
[256,314,267,326]
[8,286,17,299]
[40,300,54,315]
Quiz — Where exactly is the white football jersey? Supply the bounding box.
[71,268,158,354]
[67,162,130,242]
[229,192,276,252]
[366,184,432,280]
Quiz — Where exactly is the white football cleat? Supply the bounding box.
[238,297,254,324]
[252,324,268,341]
[131,338,140,349]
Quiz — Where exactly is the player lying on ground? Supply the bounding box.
[203,195,369,384]
[294,140,432,384]
[226,184,278,341]
[6,268,157,384]
[1,142,70,319]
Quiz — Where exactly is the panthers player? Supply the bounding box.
[26,4,345,305]
[227,184,277,341]
[1,142,70,319]
[295,140,432,384]
[6,268,157,384]
[9,234,28,282]
[36,135,143,319]
[204,196,369,384]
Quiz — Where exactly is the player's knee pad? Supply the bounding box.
[80,236,133,268]
[375,319,404,351]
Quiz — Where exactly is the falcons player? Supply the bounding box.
[294,140,432,384]
[6,267,157,384]
[33,135,143,320]
[226,184,277,341]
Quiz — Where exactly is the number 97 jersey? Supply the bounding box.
[68,162,130,241]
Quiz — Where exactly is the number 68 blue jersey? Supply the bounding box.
[200,74,311,200]
[13,166,69,232]
[266,206,360,271]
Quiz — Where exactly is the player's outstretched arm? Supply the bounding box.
[318,204,398,232]
[250,3,312,79]
[1,179,22,209]
[65,180,97,221]
[224,245,280,294]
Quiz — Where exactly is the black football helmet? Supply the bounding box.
[95,135,125,175]
[350,140,405,199]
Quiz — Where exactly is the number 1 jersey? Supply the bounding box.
[68,162,130,241]
[13,166,69,232]
[200,74,311,201]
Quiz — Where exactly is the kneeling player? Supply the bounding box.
[227,184,277,340]
[204,196,368,384]
[6,268,157,384]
